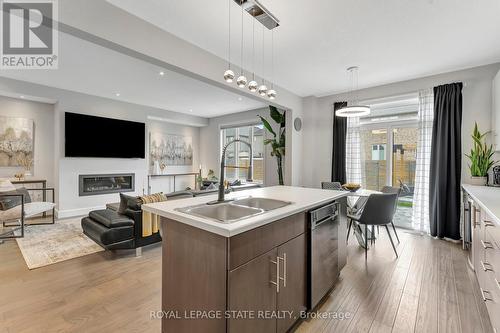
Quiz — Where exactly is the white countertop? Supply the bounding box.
[462,184,500,225]
[142,186,348,237]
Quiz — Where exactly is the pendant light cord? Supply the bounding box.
[240,0,244,75]
[271,30,274,89]
[228,0,231,69]
[262,25,265,84]
[252,8,255,80]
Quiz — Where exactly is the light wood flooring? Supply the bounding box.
[0,228,493,332]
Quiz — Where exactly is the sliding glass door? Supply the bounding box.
[359,122,417,228]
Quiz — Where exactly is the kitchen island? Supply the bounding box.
[143,186,348,333]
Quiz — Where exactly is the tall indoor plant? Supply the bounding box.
[465,122,496,185]
[258,106,286,185]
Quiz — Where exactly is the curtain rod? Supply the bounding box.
[331,81,467,107]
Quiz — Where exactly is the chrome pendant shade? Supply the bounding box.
[224,69,235,83]
[237,74,248,88]
[336,66,371,118]
[223,0,279,100]
[248,80,258,92]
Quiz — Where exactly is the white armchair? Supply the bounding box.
[0,180,55,240]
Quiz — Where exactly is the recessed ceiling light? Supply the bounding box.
[238,97,243,101]
[20,95,25,99]
[159,71,165,76]
[189,109,193,112]
[115,93,120,97]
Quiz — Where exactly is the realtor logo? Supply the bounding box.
[0,0,58,69]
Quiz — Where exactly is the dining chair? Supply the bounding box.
[347,193,399,259]
[380,186,401,243]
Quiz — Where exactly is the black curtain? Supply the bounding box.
[332,102,348,184]
[429,82,463,240]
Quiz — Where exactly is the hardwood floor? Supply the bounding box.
[0,228,493,332]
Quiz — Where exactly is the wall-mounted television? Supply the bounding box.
[65,112,145,158]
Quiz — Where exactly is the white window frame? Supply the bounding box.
[219,122,264,184]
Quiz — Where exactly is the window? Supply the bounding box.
[371,144,386,160]
[221,123,264,184]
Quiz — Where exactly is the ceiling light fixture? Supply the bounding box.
[223,0,235,83]
[159,71,165,76]
[236,0,247,88]
[335,66,371,117]
[115,93,121,97]
[223,0,279,94]
[248,7,258,93]
[20,95,25,99]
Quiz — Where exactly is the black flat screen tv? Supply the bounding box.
[65,112,145,158]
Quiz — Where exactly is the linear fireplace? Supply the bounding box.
[79,173,135,196]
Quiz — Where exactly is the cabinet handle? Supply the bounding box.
[481,260,494,272]
[484,220,496,228]
[270,258,280,293]
[278,253,287,288]
[480,288,493,302]
[481,240,494,249]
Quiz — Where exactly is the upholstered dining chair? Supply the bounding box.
[380,186,401,243]
[347,193,399,259]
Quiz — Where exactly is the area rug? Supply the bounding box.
[15,217,104,269]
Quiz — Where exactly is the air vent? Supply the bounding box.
[233,0,280,30]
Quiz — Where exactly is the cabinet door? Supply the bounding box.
[228,248,278,333]
[473,204,484,273]
[277,234,307,333]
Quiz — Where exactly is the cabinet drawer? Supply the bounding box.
[228,213,306,270]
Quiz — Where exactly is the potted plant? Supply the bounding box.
[465,122,496,186]
[258,106,286,185]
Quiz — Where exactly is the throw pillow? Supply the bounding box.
[118,193,142,212]
[139,193,168,204]
[0,189,31,211]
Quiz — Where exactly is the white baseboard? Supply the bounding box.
[55,205,106,219]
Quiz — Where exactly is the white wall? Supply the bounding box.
[301,63,500,188]
[0,96,55,187]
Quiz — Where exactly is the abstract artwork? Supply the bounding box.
[0,117,34,167]
[149,132,193,172]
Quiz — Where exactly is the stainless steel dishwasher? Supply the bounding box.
[308,201,340,310]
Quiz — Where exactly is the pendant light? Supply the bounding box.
[223,0,235,83]
[336,66,371,117]
[258,25,268,96]
[248,8,258,93]
[267,30,277,99]
[236,0,247,88]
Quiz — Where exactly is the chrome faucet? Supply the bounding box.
[210,139,253,204]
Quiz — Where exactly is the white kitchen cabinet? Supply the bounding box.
[493,69,500,150]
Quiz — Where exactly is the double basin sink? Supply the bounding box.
[175,197,292,224]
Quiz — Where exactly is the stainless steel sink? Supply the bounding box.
[176,203,264,223]
[176,197,293,223]
[232,197,291,211]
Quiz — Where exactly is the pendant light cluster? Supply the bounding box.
[335,66,371,117]
[223,0,279,100]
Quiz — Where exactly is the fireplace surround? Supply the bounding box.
[79,173,135,196]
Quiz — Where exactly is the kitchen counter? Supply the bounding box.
[462,184,500,225]
[142,185,348,237]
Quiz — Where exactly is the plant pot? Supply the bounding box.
[468,176,487,186]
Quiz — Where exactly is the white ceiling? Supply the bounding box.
[0,32,266,118]
[107,0,500,97]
